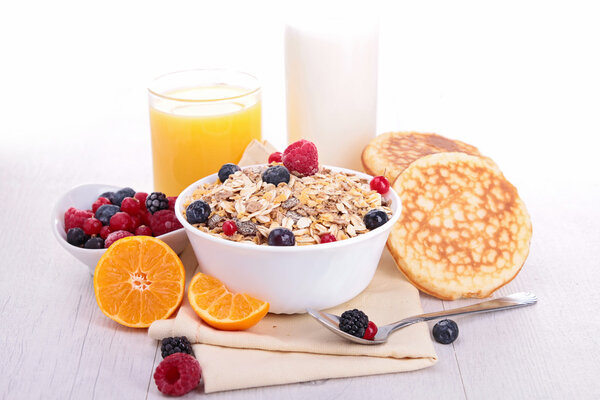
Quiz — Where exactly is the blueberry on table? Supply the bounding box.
[146,192,169,214]
[95,204,120,225]
[432,319,459,344]
[218,163,241,183]
[267,228,295,246]
[99,191,116,204]
[186,200,211,224]
[67,228,88,247]
[84,237,105,249]
[113,187,136,206]
[262,165,290,186]
[363,209,388,230]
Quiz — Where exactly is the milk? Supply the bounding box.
[285,13,378,171]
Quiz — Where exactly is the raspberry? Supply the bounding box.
[131,213,142,230]
[92,197,111,213]
[135,225,153,236]
[140,210,152,226]
[222,220,237,236]
[99,225,112,240]
[370,176,390,195]
[168,196,177,211]
[363,321,378,340]
[82,218,102,235]
[282,139,319,177]
[150,210,183,236]
[268,151,283,164]
[120,197,140,216]
[109,212,134,232]
[134,192,148,212]
[154,353,201,397]
[320,233,336,243]
[104,230,133,248]
[64,208,94,232]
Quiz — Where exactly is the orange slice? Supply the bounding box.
[93,236,185,328]
[188,272,269,330]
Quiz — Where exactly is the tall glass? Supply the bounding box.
[148,69,261,196]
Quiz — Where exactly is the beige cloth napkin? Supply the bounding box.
[149,245,438,393]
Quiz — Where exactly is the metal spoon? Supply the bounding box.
[306,292,537,345]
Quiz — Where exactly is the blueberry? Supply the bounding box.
[363,209,388,230]
[95,204,120,225]
[99,191,116,204]
[268,228,295,246]
[84,237,105,249]
[218,163,241,183]
[262,165,290,186]
[113,187,136,206]
[186,200,211,224]
[432,319,459,344]
[67,228,88,247]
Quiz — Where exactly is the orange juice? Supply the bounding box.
[149,84,261,196]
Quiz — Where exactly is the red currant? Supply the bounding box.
[370,176,390,195]
[268,152,283,164]
[92,197,111,213]
[120,197,140,215]
[82,218,102,235]
[109,212,134,232]
[222,220,237,236]
[363,321,378,340]
[135,225,153,236]
[134,192,148,211]
[99,225,112,240]
[320,233,337,243]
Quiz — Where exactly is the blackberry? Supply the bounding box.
[95,204,120,225]
[363,209,388,230]
[99,191,116,204]
[339,309,369,338]
[186,200,211,224]
[262,165,290,186]
[67,227,88,247]
[267,228,295,246]
[113,187,136,206]
[84,237,105,249]
[146,192,169,214]
[432,319,459,344]
[218,163,241,183]
[161,336,194,359]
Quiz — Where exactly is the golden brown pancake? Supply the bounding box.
[361,131,481,182]
[387,152,532,300]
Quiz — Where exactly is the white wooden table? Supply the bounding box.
[2,1,600,398]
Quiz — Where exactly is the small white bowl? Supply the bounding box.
[52,184,188,274]
[175,166,402,314]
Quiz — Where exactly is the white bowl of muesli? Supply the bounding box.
[175,165,401,314]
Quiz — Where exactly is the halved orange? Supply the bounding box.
[93,236,185,328]
[188,272,269,331]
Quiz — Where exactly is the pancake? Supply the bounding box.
[361,131,481,182]
[387,152,532,300]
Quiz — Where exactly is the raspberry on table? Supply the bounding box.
[282,139,319,177]
[150,210,183,236]
[82,217,102,236]
[339,309,369,338]
[161,336,194,359]
[92,197,111,213]
[109,212,134,232]
[154,353,201,397]
[120,197,141,216]
[104,230,133,248]
[64,208,94,232]
[146,192,169,214]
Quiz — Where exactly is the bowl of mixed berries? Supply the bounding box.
[52,184,187,274]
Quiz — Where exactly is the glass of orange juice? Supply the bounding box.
[148,69,261,196]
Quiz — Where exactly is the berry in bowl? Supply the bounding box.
[52,184,187,274]
[175,157,401,313]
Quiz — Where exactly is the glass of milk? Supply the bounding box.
[285,7,379,171]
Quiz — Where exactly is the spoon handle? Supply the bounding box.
[386,292,537,333]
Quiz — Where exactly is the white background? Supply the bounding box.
[1,1,600,399]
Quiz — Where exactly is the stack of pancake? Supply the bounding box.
[362,132,532,300]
